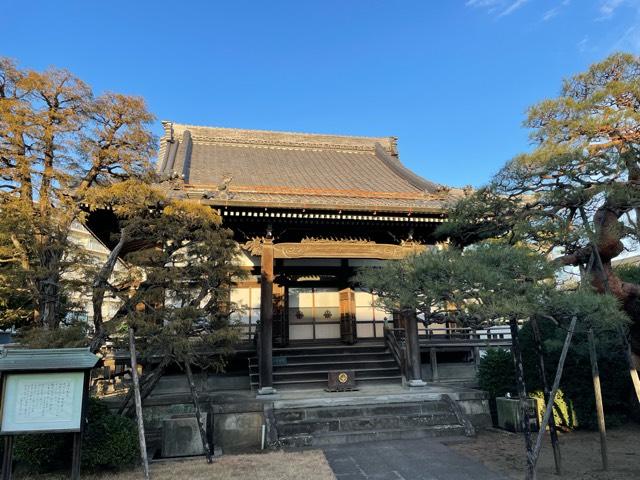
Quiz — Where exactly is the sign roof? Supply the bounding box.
[0,348,99,372]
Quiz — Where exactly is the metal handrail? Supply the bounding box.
[420,326,510,341]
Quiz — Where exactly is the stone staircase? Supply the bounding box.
[249,342,402,390]
[271,396,473,447]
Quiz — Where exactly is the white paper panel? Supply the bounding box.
[289,324,314,340]
[314,288,339,307]
[315,324,341,339]
[355,306,373,322]
[288,288,314,308]
[375,323,385,337]
[230,288,251,308]
[357,323,374,338]
[354,290,374,307]
[249,288,261,309]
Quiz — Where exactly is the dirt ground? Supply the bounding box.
[16,450,336,480]
[450,424,640,480]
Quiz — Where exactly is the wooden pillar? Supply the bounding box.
[258,238,276,395]
[71,432,82,480]
[2,436,14,480]
[339,288,357,344]
[403,308,426,387]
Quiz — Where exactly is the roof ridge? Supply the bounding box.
[161,121,398,155]
[162,121,394,142]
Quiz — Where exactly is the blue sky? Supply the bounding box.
[2,0,639,187]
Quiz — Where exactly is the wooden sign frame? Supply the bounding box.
[0,349,97,480]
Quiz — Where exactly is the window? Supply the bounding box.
[230,287,261,340]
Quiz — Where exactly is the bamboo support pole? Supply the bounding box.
[128,327,150,480]
[509,317,536,480]
[532,316,577,473]
[531,317,562,475]
[588,328,608,471]
[184,361,213,463]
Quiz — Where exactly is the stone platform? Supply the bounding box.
[260,384,491,448]
[111,381,490,456]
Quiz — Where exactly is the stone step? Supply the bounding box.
[249,359,399,372]
[279,424,467,448]
[274,401,452,422]
[250,375,402,389]
[250,367,400,382]
[278,412,461,436]
[271,344,387,356]
[249,351,395,365]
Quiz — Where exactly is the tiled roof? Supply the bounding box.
[158,122,461,213]
[0,348,99,371]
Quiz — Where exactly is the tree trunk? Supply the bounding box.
[91,227,129,347]
[531,317,562,475]
[128,328,150,480]
[118,361,168,416]
[509,317,536,480]
[183,361,213,463]
[563,210,640,407]
[588,328,608,471]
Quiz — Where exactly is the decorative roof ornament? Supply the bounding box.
[202,174,235,200]
[156,171,186,197]
[301,236,374,244]
[243,237,264,256]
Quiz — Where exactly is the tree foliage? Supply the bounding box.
[110,198,245,373]
[0,57,155,331]
[1,58,245,370]
[358,243,626,332]
[438,52,640,355]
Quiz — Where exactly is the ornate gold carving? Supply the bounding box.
[274,241,425,260]
[243,237,427,259]
[242,237,264,256]
[301,236,375,244]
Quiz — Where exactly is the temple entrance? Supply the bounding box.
[288,288,341,340]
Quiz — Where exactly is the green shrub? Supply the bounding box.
[478,348,516,398]
[81,398,140,470]
[13,398,139,473]
[519,318,632,429]
[13,433,71,473]
[478,348,516,426]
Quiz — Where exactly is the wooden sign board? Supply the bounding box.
[1,372,85,434]
[0,348,98,480]
[327,369,357,392]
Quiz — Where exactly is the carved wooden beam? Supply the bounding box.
[242,237,427,260]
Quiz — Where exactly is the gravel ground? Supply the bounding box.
[15,450,336,480]
[450,424,640,480]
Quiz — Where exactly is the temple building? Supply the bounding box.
[156,122,469,394]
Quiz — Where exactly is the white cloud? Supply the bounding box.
[600,0,625,18]
[465,0,531,17]
[542,0,571,21]
[613,25,640,51]
[577,35,589,52]
[598,0,640,20]
[465,0,502,7]
[542,7,561,21]
[499,0,530,17]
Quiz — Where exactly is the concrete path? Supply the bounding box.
[323,438,508,480]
